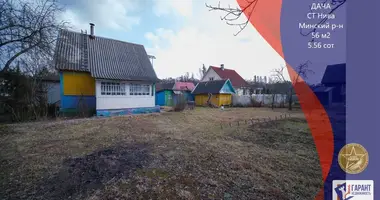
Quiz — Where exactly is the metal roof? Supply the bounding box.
[321,63,346,84]
[54,30,88,72]
[209,66,249,88]
[156,82,175,92]
[192,80,229,94]
[54,29,158,82]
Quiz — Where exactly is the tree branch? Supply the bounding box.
[0,0,67,73]
[205,0,259,36]
[206,0,346,37]
[3,43,40,72]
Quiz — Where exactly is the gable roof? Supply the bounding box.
[156,82,175,92]
[192,79,234,94]
[54,29,158,82]
[321,63,346,84]
[209,66,249,88]
[156,82,196,92]
[173,82,195,91]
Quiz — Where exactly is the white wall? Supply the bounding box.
[235,87,251,96]
[236,88,244,96]
[95,80,155,110]
[251,94,287,105]
[44,82,60,104]
[232,94,287,106]
[201,68,221,82]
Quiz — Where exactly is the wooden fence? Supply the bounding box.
[219,113,293,129]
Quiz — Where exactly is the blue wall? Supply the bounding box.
[97,106,160,117]
[184,91,195,101]
[157,90,194,106]
[156,91,166,106]
[61,95,96,109]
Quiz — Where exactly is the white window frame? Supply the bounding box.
[129,84,150,96]
[101,82,126,96]
[209,77,214,81]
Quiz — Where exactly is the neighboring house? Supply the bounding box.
[321,63,346,104]
[192,79,235,107]
[41,75,60,105]
[200,64,250,96]
[312,86,334,107]
[54,25,160,117]
[155,82,195,106]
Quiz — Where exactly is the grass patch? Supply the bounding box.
[0,108,321,199]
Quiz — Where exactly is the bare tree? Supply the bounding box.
[198,64,207,79]
[206,0,346,37]
[1,0,67,121]
[205,0,259,36]
[272,61,314,110]
[0,0,68,73]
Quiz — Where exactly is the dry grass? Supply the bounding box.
[0,107,321,200]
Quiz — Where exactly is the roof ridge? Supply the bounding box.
[60,28,145,47]
[210,66,235,71]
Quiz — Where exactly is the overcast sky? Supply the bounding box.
[59,0,287,80]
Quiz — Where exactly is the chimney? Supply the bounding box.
[220,64,224,70]
[89,23,95,39]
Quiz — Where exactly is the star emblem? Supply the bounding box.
[341,146,366,169]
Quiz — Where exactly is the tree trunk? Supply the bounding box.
[288,91,293,111]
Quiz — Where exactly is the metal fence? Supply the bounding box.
[232,94,288,106]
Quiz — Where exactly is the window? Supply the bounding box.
[209,77,214,81]
[130,84,150,96]
[101,82,126,95]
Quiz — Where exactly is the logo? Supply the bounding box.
[333,180,374,200]
[338,143,369,174]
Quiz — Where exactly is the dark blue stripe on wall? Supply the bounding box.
[61,95,96,109]
[59,72,64,108]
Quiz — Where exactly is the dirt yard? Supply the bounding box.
[0,107,322,200]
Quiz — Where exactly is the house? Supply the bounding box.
[54,24,160,117]
[321,63,346,104]
[155,82,195,106]
[192,79,235,107]
[312,85,334,107]
[200,64,250,96]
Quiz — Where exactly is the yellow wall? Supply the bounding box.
[195,94,232,107]
[62,71,95,96]
[218,94,232,106]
